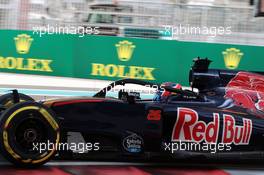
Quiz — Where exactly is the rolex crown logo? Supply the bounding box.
[222,48,243,70]
[115,40,135,61]
[14,34,33,54]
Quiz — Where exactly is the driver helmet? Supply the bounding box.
[154,82,182,101]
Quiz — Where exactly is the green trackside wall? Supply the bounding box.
[0,29,264,86]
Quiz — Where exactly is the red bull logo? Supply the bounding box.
[172,108,252,145]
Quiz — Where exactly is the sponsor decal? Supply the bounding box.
[14,34,33,54]
[0,34,53,72]
[90,40,155,81]
[147,109,161,121]
[122,133,143,153]
[222,48,243,70]
[172,108,252,145]
[225,72,264,117]
[222,114,252,144]
[91,63,155,80]
[115,40,135,62]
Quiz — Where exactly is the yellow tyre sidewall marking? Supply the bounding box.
[4,101,13,108]
[4,100,26,108]
[3,130,21,160]
[3,106,60,164]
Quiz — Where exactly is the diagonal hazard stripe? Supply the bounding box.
[144,168,230,175]
[0,167,72,175]
[0,162,231,175]
[62,166,230,175]
[63,166,151,175]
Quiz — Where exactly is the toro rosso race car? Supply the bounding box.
[0,58,264,167]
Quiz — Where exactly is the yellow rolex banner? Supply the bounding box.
[74,35,264,85]
[0,30,74,77]
[0,29,264,86]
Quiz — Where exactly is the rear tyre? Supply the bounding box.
[0,93,34,108]
[0,101,60,167]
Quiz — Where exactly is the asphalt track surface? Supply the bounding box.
[0,160,263,175]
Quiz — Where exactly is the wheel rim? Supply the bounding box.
[1,103,60,165]
[14,117,47,154]
[5,109,57,159]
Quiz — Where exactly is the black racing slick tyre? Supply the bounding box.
[0,93,34,108]
[0,101,60,167]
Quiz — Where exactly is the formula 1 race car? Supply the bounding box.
[1,58,264,167]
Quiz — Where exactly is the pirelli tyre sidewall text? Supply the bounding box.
[0,101,60,167]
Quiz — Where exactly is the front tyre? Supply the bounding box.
[0,102,60,167]
[0,93,34,108]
